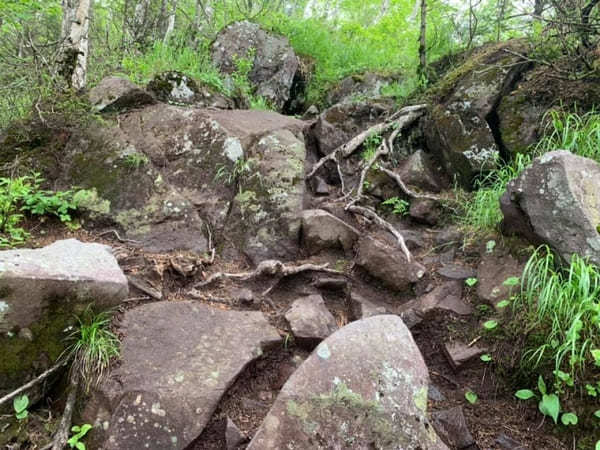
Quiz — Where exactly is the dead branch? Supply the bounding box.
[97,229,140,245]
[306,104,428,179]
[195,260,343,288]
[380,167,441,201]
[0,361,66,408]
[346,205,412,262]
[51,370,80,450]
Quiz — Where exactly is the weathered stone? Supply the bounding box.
[225,417,246,450]
[399,150,445,193]
[327,72,401,105]
[477,253,524,309]
[495,433,525,449]
[434,227,464,247]
[356,236,426,291]
[285,295,337,346]
[310,175,330,196]
[248,315,448,450]
[350,292,387,319]
[0,239,128,393]
[419,281,472,316]
[147,71,233,109]
[424,41,530,186]
[443,341,487,371]
[88,76,155,112]
[83,301,281,449]
[409,198,441,226]
[437,264,476,280]
[432,406,475,449]
[211,21,299,111]
[312,101,391,155]
[501,151,600,266]
[300,209,359,255]
[312,276,348,292]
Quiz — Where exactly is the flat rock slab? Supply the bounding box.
[437,264,476,280]
[0,239,128,392]
[477,253,524,309]
[432,406,475,449]
[248,315,448,450]
[419,281,472,316]
[285,295,337,346]
[84,301,281,449]
[350,292,387,319]
[443,341,487,371]
[300,209,359,255]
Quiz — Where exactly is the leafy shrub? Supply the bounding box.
[381,197,410,216]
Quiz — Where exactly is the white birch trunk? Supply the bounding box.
[60,0,92,90]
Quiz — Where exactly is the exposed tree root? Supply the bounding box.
[0,361,66,408]
[380,167,442,201]
[50,370,80,450]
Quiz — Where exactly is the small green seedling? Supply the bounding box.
[13,394,29,420]
[515,389,535,400]
[465,391,478,404]
[483,320,498,330]
[465,277,478,287]
[594,410,600,419]
[486,240,496,253]
[596,441,600,450]
[68,423,93,450]
[503,276,520,287]
[496,299,510,309]
[382,197,410,216]
[561,412,578,426]
[480,354,492,362]
[515,376,560,424]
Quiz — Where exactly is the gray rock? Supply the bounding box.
[147,71,233,109]
[88,76,155,112]
[350,292,387,319]
[310,175,330,196]
[501,150,600,267]
[477,253,524,309]
[247,315,448,450]
[285,295,337,345]
[211,21,299,111]
[432,406,475,449]
[82,301,281,450]
[356,236,426,291]
[301,209,359,255]
[399,150,444,193]
[0,240,127,392]
[443,341,487,371]
[428,384,446,402]
[495,433,526,449]
[418,281,472,316]
[437,264,476,280]
[225,417,246,450]
[409,198,441,226]
[327,72,401,105]
[434,227,464,247]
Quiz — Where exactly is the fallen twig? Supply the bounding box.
[380,167,441,201]
[97,229,140,245]
[0,361,66,408]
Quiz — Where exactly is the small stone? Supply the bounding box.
[350,292,387,319]
[285,295,337,346]
[437,264,477,280]
[225,417,246,450]
[301,209,359,255]
[310,175,330,196]
[302,105,319,119]
[399,307,423,329]
[443,341,487,370]
[432,406,475,449]
[434,227,464,247]
[312,276,348,292]
[409,198,441,226]
[428,384,446,402]
[419,281,472,316]
[231,288,255,305]
[17,328,33,341]
[477,253,524,310]
[495,433,526,449]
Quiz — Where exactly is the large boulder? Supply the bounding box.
[0,239,128,393]
[424,41,530,186]
[83,301,281,450]
[247,315,447,449]
[211,21,299,111]
[501,151,600,266]
[146,71,234,109]
[88,76,155,112]
[19,104,307,260]
[326,72,401,105]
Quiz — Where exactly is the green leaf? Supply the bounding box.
[483,320,498,330]
[465,277,478,287]
[515,389,535,400]
[15,410,28,420]
[591,349,600,367]
[539,394,560,424]
[594,410,600,419]
[13,394,29,413]
[503,276,520,286]
[596,441,600,450]
[480,354,492,362]
[75,442,85,450]
[496,300,510,309]
[465,391,478,404]
[561,412,578,426]
[538,375,547,395]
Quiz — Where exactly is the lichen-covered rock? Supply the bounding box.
[300,209,359,255]
[247,315,447,450]
[0,239,127,394]
[356,236,426,291]
[147,71,234,109]
[211,21,299,111]
[312,101,392,155]
[82,301,281,450]
[424,41,530,186]
[88,76,155,112]
[285,295,337,346]
[20,104,306,258]
[326,72,401,105]
[501,150,600,266]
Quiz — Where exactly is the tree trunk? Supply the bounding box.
[374,0,390,24]
[533,0,545,18]
[417,0,427,82]
[133,0,151,45]
[581,0,600,47]
[60,0,92,91]
[163,0,178,42]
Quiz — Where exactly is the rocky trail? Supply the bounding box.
[2,21,600,450]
